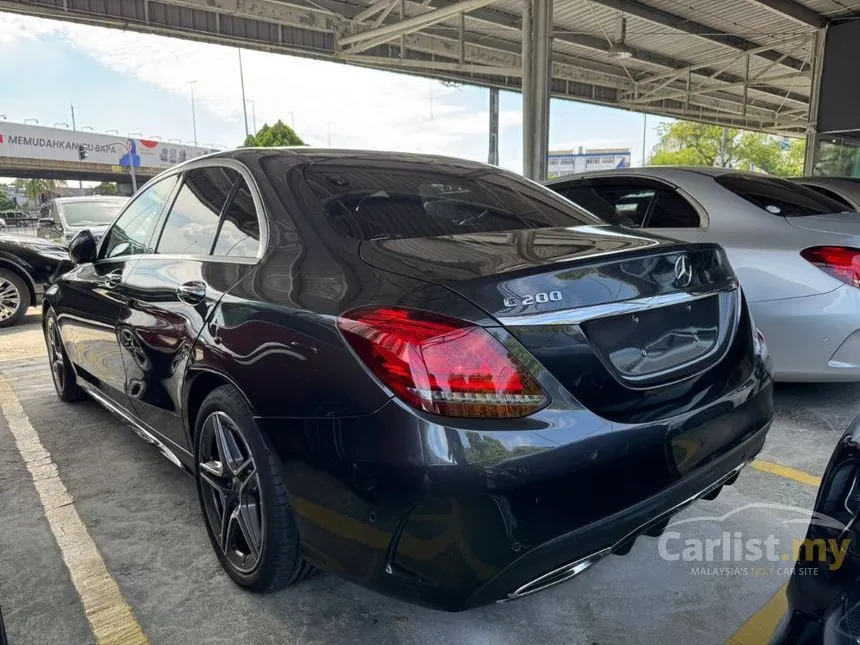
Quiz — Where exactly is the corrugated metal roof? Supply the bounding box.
[7,0,845,134]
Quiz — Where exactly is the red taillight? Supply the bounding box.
[338,306,548,418]
[801,246,860,288]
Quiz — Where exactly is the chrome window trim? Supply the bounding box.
[138,158,268,263]
[97,174,180,261]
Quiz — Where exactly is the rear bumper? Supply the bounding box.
[751,285,860,382]
[260,359,773,611]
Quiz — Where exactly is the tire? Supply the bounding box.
[43,308,83,402]
[0,269,30,328]
[194,384,313,592]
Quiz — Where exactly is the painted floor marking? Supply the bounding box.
[0,376,149,644]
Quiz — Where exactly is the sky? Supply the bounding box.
[0,11,671,174]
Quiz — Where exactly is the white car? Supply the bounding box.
[548,167,860,382]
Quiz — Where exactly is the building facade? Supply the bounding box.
[547,147,632,178]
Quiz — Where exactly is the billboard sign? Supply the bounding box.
[0,122,218,170]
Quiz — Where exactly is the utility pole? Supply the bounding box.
[238,49,249,140]
[70,102,84,195]
[488,88,499,165]
[189,81,198,146]
[720,127,728,167]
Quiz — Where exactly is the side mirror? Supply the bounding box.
[68,229,97,264]
[38,217,54,226]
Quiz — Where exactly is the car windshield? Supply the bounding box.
[299,160,600,241]
[716,174,852,216]
[61,201,126,227]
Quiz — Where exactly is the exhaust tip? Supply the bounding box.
[504,548,612,601]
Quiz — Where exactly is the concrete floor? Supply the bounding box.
[0,309,855,645]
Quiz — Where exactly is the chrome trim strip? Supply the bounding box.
[504,548,612,600]
[78,382,188,472]
[500,461,747,602]
[497,282,737,327]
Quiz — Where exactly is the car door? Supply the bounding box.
[556,177,707,242]
[120,163,263,452]
[58,175,179,407]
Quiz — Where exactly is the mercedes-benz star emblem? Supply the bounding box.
[674,255,693,287]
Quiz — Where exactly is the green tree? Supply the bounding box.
[243,120,305,147]
[0,192,15,211]
[91,182,119,196]
[24,178,65,204]
[650,120,804,177]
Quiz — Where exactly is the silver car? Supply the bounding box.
[36,196,128,245]
[547,167,860,382]
[791,176,860,211]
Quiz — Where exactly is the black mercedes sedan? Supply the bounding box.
[0,233,70,327]
[43,149,773,610]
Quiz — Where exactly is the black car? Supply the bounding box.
[44,149,773,611]
[771,417,860,644]
[0,233,70,327]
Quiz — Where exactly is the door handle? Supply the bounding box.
[103,270,122,289]
[177,281,206,304]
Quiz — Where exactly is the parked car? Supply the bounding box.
[0,233,70,327]
[771,416,860,645]
[36,196,128,245]
[547,168,860,382]
[791,176,860,211]
[45,150,773,610]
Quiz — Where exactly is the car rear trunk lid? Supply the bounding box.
[361,226,748,422]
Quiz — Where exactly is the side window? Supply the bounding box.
[156,167,238,255]
[647,190,701,228]
[805,185,853,211]
[555,184,621,223]
[212,179,261,258]
[101,176,178,259]
[590,185,655,228]
[51,204,60,225]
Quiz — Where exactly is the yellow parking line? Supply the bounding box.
[751,459,822,488]
[726,583,788,645]
[0,377,149,645]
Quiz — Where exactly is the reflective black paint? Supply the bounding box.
[0,233,71,304]
[772,417,860,645]
[45,149,774,610]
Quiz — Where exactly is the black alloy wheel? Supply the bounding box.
[0,269,29,328]
[195,385,313,591]
[44,309,82,402]
[198,410,264,574]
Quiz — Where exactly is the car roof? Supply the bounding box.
[180,147,496,172]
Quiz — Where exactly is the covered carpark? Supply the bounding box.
[2,0,858,179]
[1,1,860,644]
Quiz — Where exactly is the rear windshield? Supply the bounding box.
[715,174,850,216]
[301,161,600,241]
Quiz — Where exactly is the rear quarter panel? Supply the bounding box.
[668,171,844,302]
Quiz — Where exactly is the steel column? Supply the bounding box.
[804,28,826,175]
[489,87,499,165]
[521,0,534,178]
[532,0,552,180]
[521,0,551,180]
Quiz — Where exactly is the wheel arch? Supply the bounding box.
[0,260,36,306]
[183,368,257,447]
